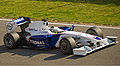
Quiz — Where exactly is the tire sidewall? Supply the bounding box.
[59,38,73,55]
[86,27,103,38]
[4,33,19,49]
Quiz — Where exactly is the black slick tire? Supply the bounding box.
[4,33,20,49]
[59,37,76,55]
[86,27,104,38]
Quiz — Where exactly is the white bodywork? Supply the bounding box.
[6,22,17,33]
[6,20,117,56]
[25,21,117,56]
[55,31,117,55]
[6,17,29,33]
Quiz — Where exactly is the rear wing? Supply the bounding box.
[6,17,31,33]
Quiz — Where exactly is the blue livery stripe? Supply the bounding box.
[12,17,25,24]
[58,26,71,31]
[95,37,101,40]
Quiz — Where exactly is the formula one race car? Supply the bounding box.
[4,17,117,56]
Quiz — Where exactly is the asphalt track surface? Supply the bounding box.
[0,20,120,65]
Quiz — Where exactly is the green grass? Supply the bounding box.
[0,0,120,26]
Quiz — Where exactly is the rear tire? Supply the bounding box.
[59,37,76,55]
[4,33,20,49]
[86,27,103,38]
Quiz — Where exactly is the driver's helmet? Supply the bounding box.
[50,26,58,33]
[51,26,54,28]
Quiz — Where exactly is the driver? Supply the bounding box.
[50,26,64,34]
[50,26,57,33]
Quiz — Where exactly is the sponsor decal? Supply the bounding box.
[29,28,37,31]
[84,46,91,52]
[30,39,45,44]
[7,23,13,30]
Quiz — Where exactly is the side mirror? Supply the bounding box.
[71,25,74,31]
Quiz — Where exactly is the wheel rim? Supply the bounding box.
[5,37,13,47]
[61,41,67,51]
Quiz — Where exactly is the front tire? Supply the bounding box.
[59,37,76,55]
[4,33,20,49]
[86,27,104,38]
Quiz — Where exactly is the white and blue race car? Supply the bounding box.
[4,17,117,56]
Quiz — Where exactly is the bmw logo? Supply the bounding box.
[7,23,13,30]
